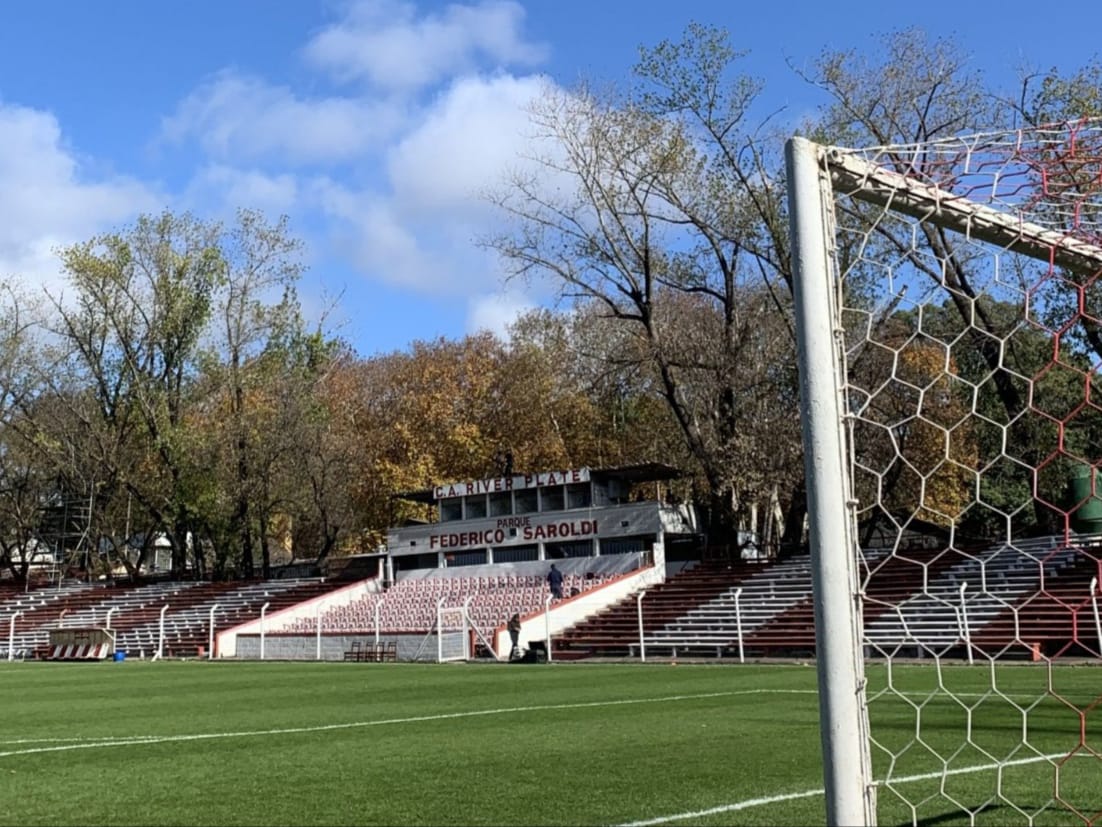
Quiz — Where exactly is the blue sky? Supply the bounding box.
[1,0,1099,357]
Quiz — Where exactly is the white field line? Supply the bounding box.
[5,684,1085,827]
[0,688,816,756]
[2,684,1052,749]
[1,686,1071,751]
[613,752,1077,827]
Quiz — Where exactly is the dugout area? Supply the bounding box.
[45,626,115,660]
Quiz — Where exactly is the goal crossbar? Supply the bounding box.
[827,148,1102,275]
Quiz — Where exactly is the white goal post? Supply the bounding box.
[786,122,1102,827]
[437,606,469,663]
[787,136,877,826]
[412,597,501,663]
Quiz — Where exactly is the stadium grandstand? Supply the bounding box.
[3,462,1100,665]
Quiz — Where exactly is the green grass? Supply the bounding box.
[1,660,1099,826]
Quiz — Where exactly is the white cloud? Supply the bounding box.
[160,71,402,165]
[156,1,564,351]
[302,0,547,92]
[316,170,549,341]
[312,72,551,297]
[317,182,458,293]
[180,164,301,219]
[467,288,535,339]
[386,72,547,216]
[0,102,159,296]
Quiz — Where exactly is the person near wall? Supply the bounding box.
[507,613,522,660]
[548,563,564,600]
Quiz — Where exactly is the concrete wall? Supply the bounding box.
[216,578,382,657]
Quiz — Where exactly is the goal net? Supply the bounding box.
[435,604,470,663]
[787,120,1102,826]
[410,598,473,663]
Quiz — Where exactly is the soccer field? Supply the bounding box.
[1,660,1098,826]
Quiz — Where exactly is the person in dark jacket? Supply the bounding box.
[548,563,564,600]
[507,613,522,660]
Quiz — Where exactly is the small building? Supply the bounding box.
[385,463,701,581]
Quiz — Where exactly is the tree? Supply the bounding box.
[249,335,358,571]
[0,280,58,581]
[486,24,802,545]
[353,332,565,495]
[48,212,222,577]
[199,209,311,578]
[807,29,1102,536]
[506,306,683,472]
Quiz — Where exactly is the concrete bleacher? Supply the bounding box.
[0,576,340,659]
[639,555,817,657]
[218,556,648,661]
[0,581,126,659]
[5,558,643,662]
[550,534,1102,661]
[277,564,619,642]
[862,537,1086,657]
[970,543,1102,658]
[8,534,1093,663]
[134,579,337,657]
[552,558,759,658]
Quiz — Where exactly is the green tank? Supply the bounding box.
[1069,464,1102,531]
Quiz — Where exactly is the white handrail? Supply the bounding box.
[153,604,168,661]
[259,602,270,660]
[7,611,21,662]
[105,607,117,631]
[466,596,476,660]
[1091,577,1101,658]
[209,603,220,660]
[636,590,647,663]
[544,594,552,663]
[734,587,745,664]
[959,583,973,666]
[374,599,382,645]
[436,597,445,663]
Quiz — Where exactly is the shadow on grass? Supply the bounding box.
[894,801,1060,827]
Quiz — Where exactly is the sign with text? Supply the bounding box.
[433,468,590,501]
[427,514,599,551]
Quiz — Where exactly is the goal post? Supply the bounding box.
[412,596,501,663]
[787,135,877,827]
[786,121,1102,827]
[436,603,470,663]
[410,598,471,663]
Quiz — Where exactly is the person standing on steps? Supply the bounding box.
[548,563,564,600]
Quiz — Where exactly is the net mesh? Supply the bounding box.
[436,606,469,663]
[817,118,1102,825]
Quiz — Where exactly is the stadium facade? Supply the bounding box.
[384,462,702,582]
